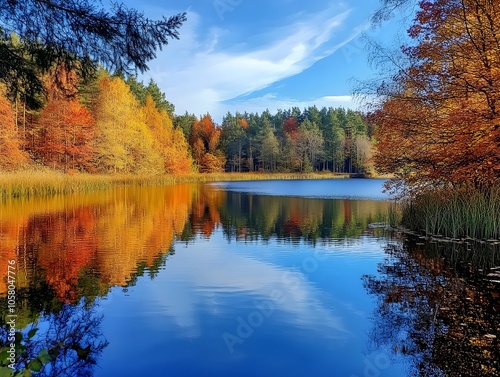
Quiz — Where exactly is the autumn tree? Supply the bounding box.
[43,63,80,101]
[370,0,500,191]
[93,76,163,174]
[282,117,299,139]
[34,209,98,302]
[35,99,96,171]
[142,94,193,174]
[0,90,28,170]
[190,114,225,172]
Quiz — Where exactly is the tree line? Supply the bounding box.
[176,106,374,174]
[0,65,374,175]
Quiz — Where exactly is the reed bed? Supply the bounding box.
[0,170,114,199]
[173,171,346,183]
[400,186,500,241]
[0,169,345,200]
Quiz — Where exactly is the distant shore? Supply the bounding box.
[0,169,385,200]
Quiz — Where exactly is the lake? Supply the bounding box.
[0,179,499,377]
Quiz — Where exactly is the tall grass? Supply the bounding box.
[0,170,115,199]
[0,169,346,200]
[400,186,500,240]
[387,201,401,228]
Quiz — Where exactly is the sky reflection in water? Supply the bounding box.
[5,180,496,376]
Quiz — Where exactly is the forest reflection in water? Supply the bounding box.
[363,237,500,377]
[0,183,389,305]
[0,182,498,376]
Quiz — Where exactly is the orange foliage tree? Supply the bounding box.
[0,91,29,170]
[370,0,500,191]
[35,99,96,171]
[189,186,224,237]
[190,114,225,172]
[43,64,80,101]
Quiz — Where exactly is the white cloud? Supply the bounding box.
[143,4,364,121]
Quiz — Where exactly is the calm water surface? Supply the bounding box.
[209,178,390,200]
[0,179,498,377]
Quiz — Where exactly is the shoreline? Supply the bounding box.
[0,170,382,200]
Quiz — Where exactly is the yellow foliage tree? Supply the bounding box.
[94,76,163,174]
[141,95,193,174]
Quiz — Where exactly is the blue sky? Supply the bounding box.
[125,1,406,123]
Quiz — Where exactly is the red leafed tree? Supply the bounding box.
[283,117,299,139]
[0,92,29,170]
[35,99,96,171]
[43,64,80,101]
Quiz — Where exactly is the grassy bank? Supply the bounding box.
[399,186,500,241]
[0,169,349,200]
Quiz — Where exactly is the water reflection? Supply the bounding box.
[209,178,390,200]
[363,237,500,376]
[8,182,500,375]
[0,182,390,375]
[145,245,351,340]
[216,193,389,243]
[0,184,197,304]
[0,299,107,377]
[0,184,389,301]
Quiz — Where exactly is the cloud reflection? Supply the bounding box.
[148,238,351,340]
